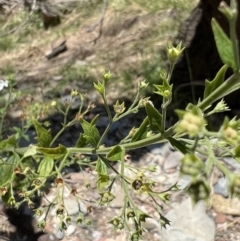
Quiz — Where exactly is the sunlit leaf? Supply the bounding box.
[107,145,122,161]
[204,65,228,99]
[131,117,149,142]
[211,19,235,70]
[80,118,100,148]
[37,144,67,159]
[145,102,162,132]
[32,119,52,147]
[38,157,54,177]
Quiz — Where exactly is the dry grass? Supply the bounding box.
[0,0,198,103]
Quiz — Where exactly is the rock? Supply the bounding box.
[177,175,191,190]
[213,177,228,197]
[159,198,215,241]
[55,229,64,240]
[65,225,76,236]
[110,184,124,208]
[163,151,183,171]
[211,194,240,215]
[143,218,159,231]
[64,198,87,216]
[214,213,226,224]
[147,143,170,157]
[223,157,240,170]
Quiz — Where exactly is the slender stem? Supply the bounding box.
[97,122,112,148]
[191,136,199,152]
[161,62,174,132]
[50,116,74,147]
[68,125,174,155]
[97,93,113,147]
[58,150,70,172]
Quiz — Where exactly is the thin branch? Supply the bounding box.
[86,0,108,44]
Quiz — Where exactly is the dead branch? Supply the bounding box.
[86,0,108,44]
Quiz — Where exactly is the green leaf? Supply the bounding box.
[204,65,228,99]
[154,78,172,98]
[107,145,122,161]
[91,114,99,126]
[0,135,17,150]
[79,118,100,148]
[131,117,149,142]
[145,102,162,132]
[32,119,52,147]
[0,153,19,186]
[211,18,235,70]
[23,145,38,158]
[166,137,190,154]
[96,158,108,175]
[38,157,54,177]
[97,175,110,192]
[75,134,87,148]
[37,144,67,159]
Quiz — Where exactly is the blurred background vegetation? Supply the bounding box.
[0,0,197,117]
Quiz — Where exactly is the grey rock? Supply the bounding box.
[177,175,191,190]
[64,198,87,216]
[214,177,228,197]
[223,157,240,170]
[55,229,64,240]
[65,224,76,236]
[110,184,124,208]
[147,143,170,157]
[163,151,184,171]
[159,198,215,241]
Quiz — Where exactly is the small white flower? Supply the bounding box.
[0,79,8,91]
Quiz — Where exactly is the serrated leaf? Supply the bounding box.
[167,137,190,154]
[211,19,235,70]
[38,157,54,177]
[107,145,122,161]
[80,118,100,148]
[131,117,149,142]
[23,145,38,158]
[0,135,17,150]
[32,119,52,147]
[37,144,67,159]
[75,134,88,147]
[0,153,19,186]
[145,102,162,132]
[96,158,108,175]
[204,65,228,99]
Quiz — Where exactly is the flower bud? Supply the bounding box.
[166,42,185,63]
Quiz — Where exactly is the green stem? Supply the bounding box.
[97,94,113,147]
[69,125,174,155]
[161,62,174,132]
